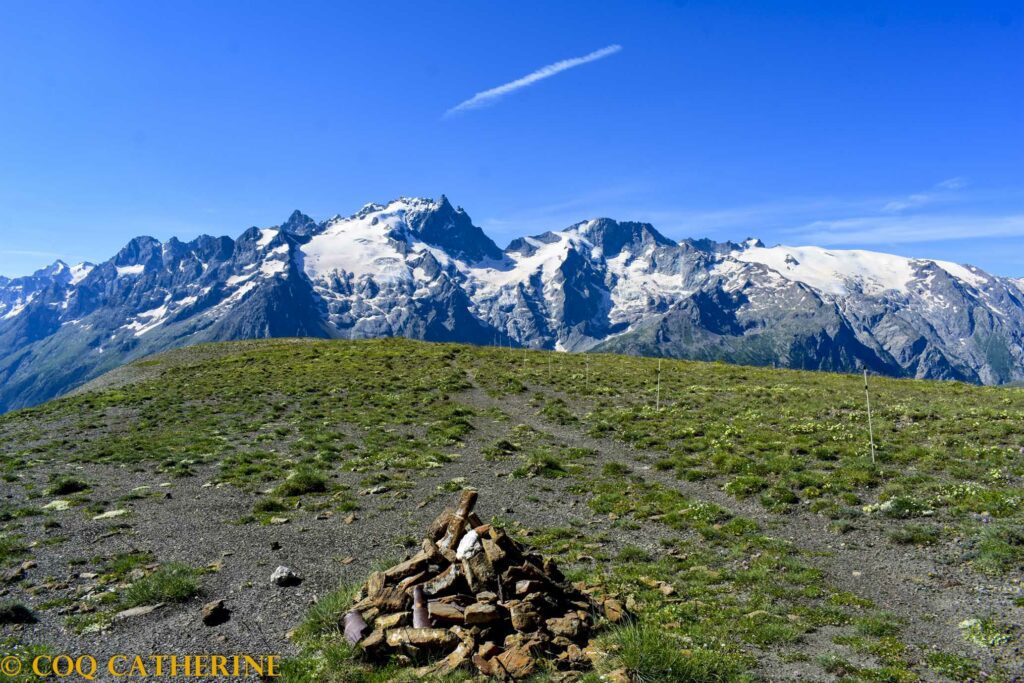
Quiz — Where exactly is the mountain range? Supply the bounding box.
[2,195,1023,413]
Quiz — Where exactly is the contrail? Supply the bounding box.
[445,44,622,117]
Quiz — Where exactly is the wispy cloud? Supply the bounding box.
[882,177,966,212]
[791,213,1024,246]
[445,44,622,117]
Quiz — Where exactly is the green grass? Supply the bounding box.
[0,534,27,568]
[887,523,940,546]
[121,563,202,608]
[597,623,748,682]
[2,338,1023,681]
[0,640,51,683]
[926,652,983,680]
[973,524,1024,575]
[275,466,330,497]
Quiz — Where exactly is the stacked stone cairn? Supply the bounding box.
[342,490,630,679]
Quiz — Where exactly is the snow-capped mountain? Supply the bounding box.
[2,195,1022,412]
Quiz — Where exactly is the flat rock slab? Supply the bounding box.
[92,509,128,520]
[114,603,164,620]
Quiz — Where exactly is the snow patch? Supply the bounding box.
[116,264,145,277]
[121,303,170,337]
[302,199,444,283]
[69,263,94,284]
[2,298,31,320]
[934,261,987,289]
[733,245,916,296]
[257,229,279,248]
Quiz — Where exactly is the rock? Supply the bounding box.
[482,538,507,565]
[340,556,355,565]
[270,566,302,587]
[2,561,34,584]
[476,591,498,604]
[493,644,536,678]
[375,612,408,630]
[385,627,458,651]
[477,641,501,659]
[269,516,289,525]
[546,613,586,640]
[201,599,230,626]
[603,598,629,624]
[364,571,386,599]
[464,602,500,625]
[114,603,163,620]
[383,553,428,581]
[422,565,461,597]
[43,499,71,511]
[508,601,541,632]
[372,586,409,612]
[428,601,465,624]
[92,509,128,520]
[359,629,386,654]
[344,513,357,524]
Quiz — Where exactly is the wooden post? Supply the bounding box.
[439,489,478,551]
[863,370,876,464]
[656,358,662,410]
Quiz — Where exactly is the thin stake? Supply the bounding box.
[656,358,662,410]
[863,369,876,464]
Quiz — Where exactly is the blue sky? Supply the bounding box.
[1,0,1022,277]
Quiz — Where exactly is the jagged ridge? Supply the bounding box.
[2,196,1022,412]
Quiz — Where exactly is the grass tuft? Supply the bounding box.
[275,467,329,497]
[601,622,746,682]
[122,563,201,608]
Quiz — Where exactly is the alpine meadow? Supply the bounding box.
[2,2,1022,681]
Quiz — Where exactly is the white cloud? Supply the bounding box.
[445,45,622,117]
[791,213,1024,245]
[882,177,967,212]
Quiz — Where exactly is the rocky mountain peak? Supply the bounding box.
[281,210,319,237]
[403,196,503,263]
[574,218,674,259]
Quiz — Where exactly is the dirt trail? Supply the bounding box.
[459,379,1021,677]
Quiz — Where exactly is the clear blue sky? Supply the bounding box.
[1,1,1022,276]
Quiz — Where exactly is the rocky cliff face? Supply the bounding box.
[2,196,1022,412]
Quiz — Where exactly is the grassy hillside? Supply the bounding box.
[1,338,1022,681]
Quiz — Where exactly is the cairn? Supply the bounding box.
[342,490,627,679]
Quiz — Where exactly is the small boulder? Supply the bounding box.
[270,566,302,587]
[201,599,230,627]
